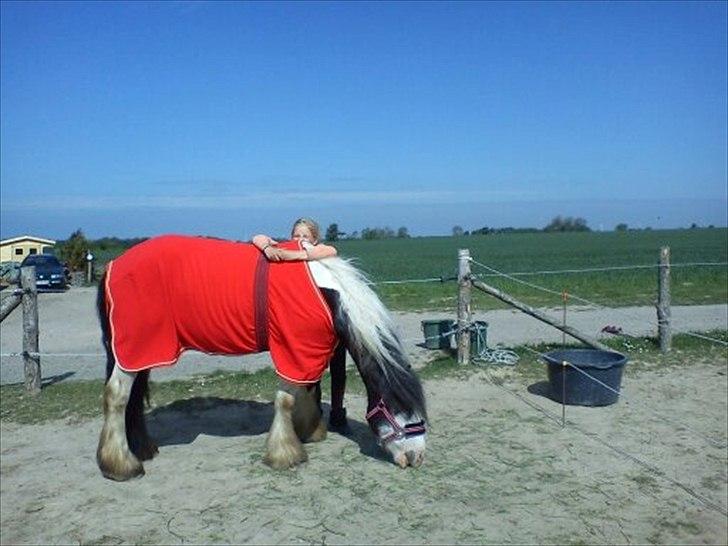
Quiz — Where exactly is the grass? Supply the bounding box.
[89,228,727,312]
[332,228,727,311]
[2,331,724,425]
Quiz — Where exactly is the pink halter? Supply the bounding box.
[365,399,426,445]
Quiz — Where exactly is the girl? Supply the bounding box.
[252,218,349,433]
[252,218,337,262]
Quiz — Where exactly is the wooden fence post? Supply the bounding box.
[657,246,671,353]
[20,266,41,394]
[457,249,472,365]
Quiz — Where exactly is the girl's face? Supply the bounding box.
[292,224,317,244]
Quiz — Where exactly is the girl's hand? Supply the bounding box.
[253,234,278,250]
[263,246,283,262]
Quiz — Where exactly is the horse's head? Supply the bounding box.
[311,259,428,468]
[366,398,427,468]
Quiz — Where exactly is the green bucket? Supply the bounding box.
[469,321,488,355]
[421,320,455,350]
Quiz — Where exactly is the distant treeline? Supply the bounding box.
[53,217,721,270]
[90,236,149,249]
[333,216,592,241]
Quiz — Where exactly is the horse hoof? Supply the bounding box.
[99,458,145,481]
[263,443,308,470]
[101,464,145,481]
[137,441,159,461]
[129,435,159,461]
[305,419,327,443]
[98,448,146,481]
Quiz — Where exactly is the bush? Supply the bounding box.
[57,229,89,272]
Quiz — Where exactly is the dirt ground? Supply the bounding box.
[1,357,726,544]
[1,288,727,544]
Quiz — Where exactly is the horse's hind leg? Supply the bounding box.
[97,365,145,480]
[293,383,327,443]
[264,388,307,470]
[126,370,158,461]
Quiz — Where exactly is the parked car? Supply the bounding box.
[19,254,68,290]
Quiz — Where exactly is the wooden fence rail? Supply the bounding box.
[0,266,41,394]
[457,247,673,364]
[0,291,22,321]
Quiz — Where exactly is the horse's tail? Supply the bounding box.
[319,259,427,421]
[96,272,115,383]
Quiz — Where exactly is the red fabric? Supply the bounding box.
[106,235,336,384]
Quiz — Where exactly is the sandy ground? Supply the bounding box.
[1,361,727,544]
[1,287,727,544]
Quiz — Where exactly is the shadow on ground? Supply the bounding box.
[527,380,558,402]
[145,397,386,461]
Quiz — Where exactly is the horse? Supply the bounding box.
[96,235,427,481]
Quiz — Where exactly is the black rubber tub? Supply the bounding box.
[542,349,628,406]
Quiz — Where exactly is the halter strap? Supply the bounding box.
[366,398,426,444]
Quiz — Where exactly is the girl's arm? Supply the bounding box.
[261,241,338,262]
[305,243,337,260]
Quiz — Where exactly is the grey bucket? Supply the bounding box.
[421,320,455,349]
[542,349,628,406]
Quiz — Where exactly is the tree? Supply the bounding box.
[325,223,342,242]
[615,223,628,232]
[397,226,410,238]
[573,217,589,231]
[361,226,397,240]
[544,216,591,232]
[452,225,464,237]
[57,229,89,271]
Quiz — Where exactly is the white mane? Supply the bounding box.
[309,257,409,374]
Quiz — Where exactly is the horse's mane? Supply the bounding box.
[317,258,406,372]
[316,257,427,420]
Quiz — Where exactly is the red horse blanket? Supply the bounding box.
[105,235,336,384]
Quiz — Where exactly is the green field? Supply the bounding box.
[90,228,726,312]
[331,228,727,311]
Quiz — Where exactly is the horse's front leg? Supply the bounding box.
[264,388,308,470]
[126,370,158,461]
[97,366,145,481]
[293,382,327,443]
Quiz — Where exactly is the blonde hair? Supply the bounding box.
[290,218,321,243]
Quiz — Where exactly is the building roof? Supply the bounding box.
[0,235,57,246]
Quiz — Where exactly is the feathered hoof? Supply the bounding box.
[136,440,159,462]
[130,437,159,461]
[263,437,308,470]
[97,447,145,481]
[304,418,327,443]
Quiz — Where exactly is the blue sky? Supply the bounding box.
[1,1,726,239]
